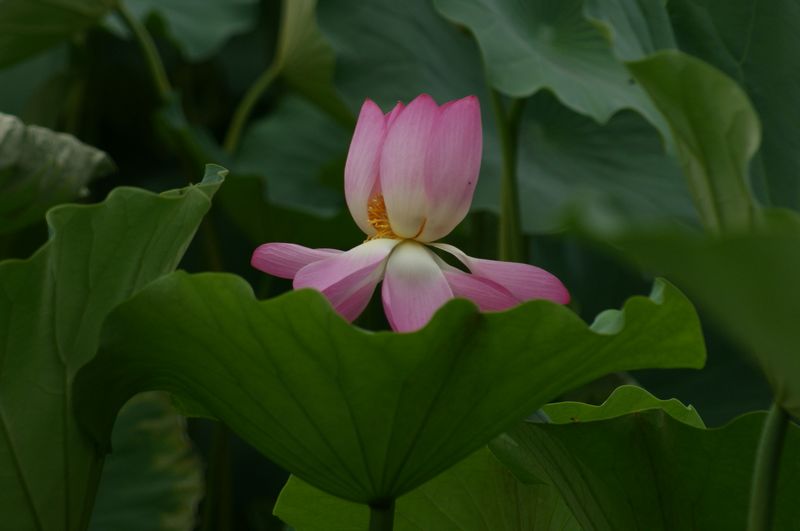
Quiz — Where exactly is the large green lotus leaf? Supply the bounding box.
[274,448,579,531]
[433,0,667,133]
[491,385,800,530]
[627,50,760,233]
[610,211,800,418]
[0,166,223,531]
[0,0,114,67]
[666,0,800,210]
[0,113,114,235]
[313,0,693,233]
[75,274,704,504]
[517,92,694,232]
[108,0,258,61]
[89,393,202,531]
[317,0,487,114]
[235,96,348,217]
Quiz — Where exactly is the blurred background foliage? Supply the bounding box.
[0,0,782,528]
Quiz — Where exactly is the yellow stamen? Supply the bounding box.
[367,194,398,240]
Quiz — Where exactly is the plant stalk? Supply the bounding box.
[490,89,526,263]
[223,64,280,154]
[201,423,234,531]
[115,2,172,102]
[369,500,396,531]
[747,402,789,531]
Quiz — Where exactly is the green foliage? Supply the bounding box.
[518,92,694,232]
[272,0,349,120]
[492,386,800,530]
[317,0,485,113]
[611,211,800,418]
[75,276,703,505]
[89,393,202,531]
[110,0,259,61]
[667,0,800,210]
[0,0,114,68]
[434,0,666,133]
[628,51,760,233]
[0,47,68,120]
[0,166,223,531]
[235,96,348,216]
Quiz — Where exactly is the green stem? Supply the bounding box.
[369,500,395,531]
[115,2,172,102]
[223,64,280,154]
[490,90,525,263]
[201,423,233,531]
[747,402,789,531]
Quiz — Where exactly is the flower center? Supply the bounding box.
[367,194,399,239]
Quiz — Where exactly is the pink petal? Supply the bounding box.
[443,269,519,311]
[432,243,570,304]
[295,239,399,321]
[328,281,379,322]
[419,95,482,242]
[251,243,343,279]
[380,94,440,239]
[385,101,405,129]
[345,100,387,235]
[381,241,453,332]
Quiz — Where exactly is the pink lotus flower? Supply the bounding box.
[251,94,569,332]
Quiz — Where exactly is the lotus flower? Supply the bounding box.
[251,94,569,332]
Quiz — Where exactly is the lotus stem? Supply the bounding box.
[369,499,395,531]
[747,402,789,531]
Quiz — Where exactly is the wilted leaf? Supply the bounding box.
[0,113,113,235]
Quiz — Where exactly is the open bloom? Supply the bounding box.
[252,94,569,332]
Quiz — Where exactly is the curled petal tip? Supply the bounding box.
[433,243,569,305]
